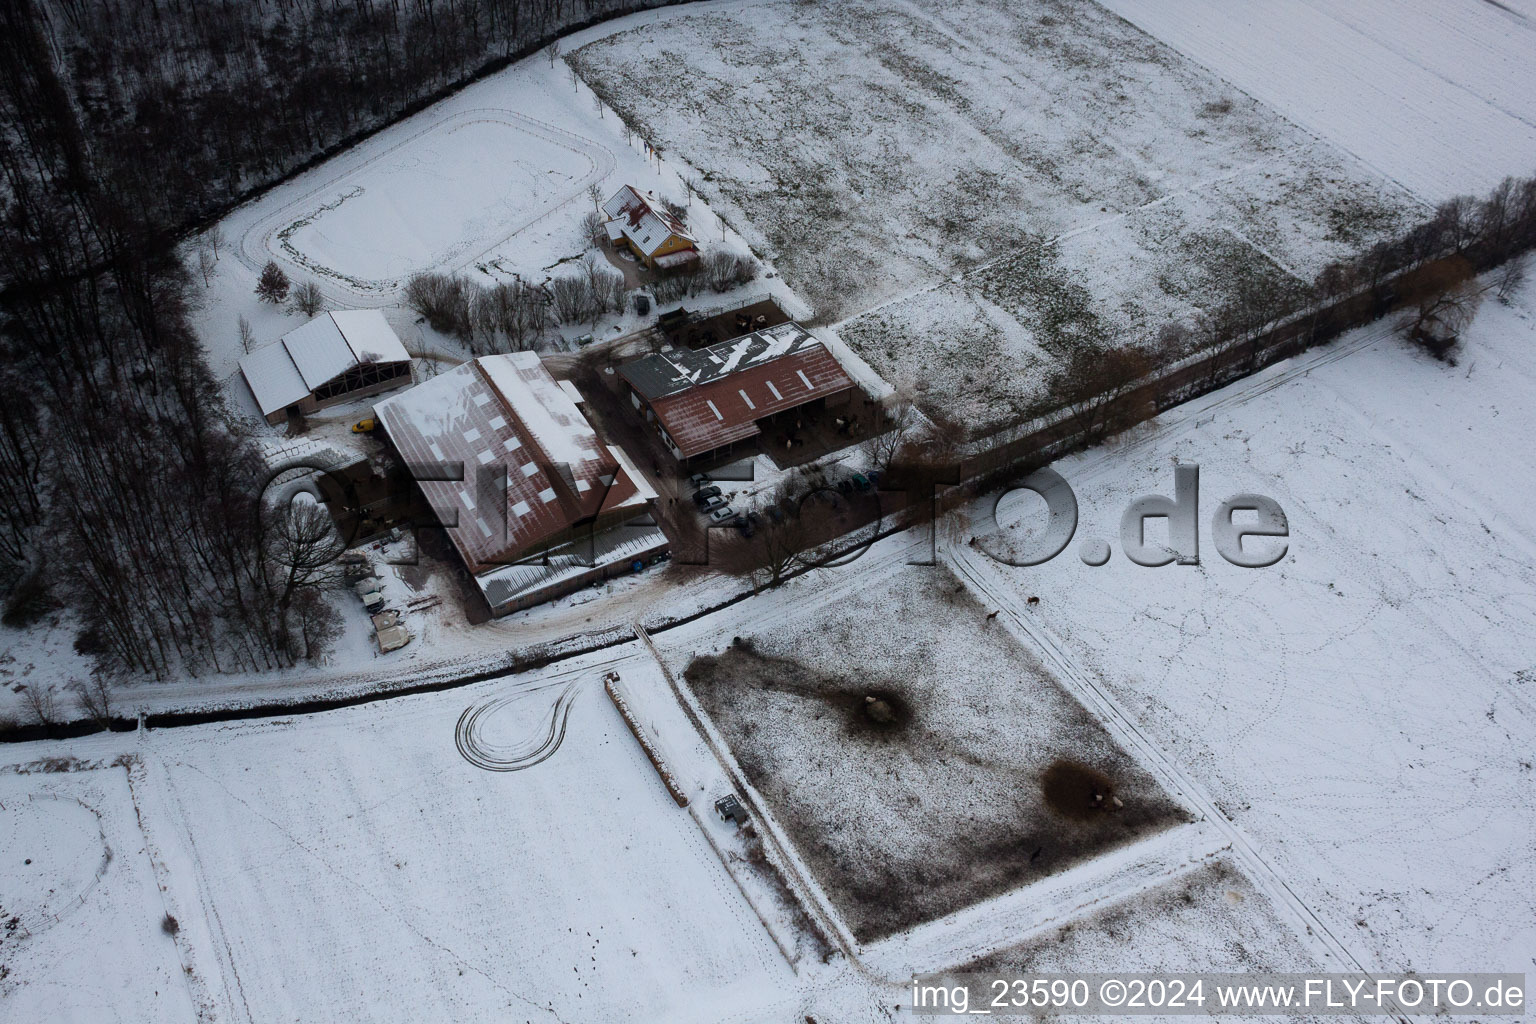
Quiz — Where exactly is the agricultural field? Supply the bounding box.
[1099,0,1536,203]
[949,277,1536,976]
[570,0,1421,437]
[15,654,802,1024]
[682,564,1191,943]
[0,767,199,1024]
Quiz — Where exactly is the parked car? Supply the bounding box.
[692,485,722,506]
[851,473,871,492]
[350,418,376,433]
[689,473,711,489]
[709,506,735,524]
[700,495,728,514]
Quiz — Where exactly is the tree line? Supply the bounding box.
[402,248,757,352]
[43,0,683,237]
[1012,173,1536,450]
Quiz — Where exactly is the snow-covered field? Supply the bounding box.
[679,564,1190,944]
[0,766,200,1024]
[263,111,608,293]
[949,278,1536,976]
[7,1,1536,1017]
[6,291,1535,1016]
[1099,0,1536,203]
[570,0,1420,436]
[10,651,795,1024]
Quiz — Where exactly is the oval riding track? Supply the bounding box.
[455,681,582,771]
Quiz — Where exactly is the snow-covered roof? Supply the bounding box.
[281,310,410,390]
[239,340,311,418]
[374,353,650,576]
[330,309,410,365]
[239,310,410,415]
[603,185,696,258]
[618,323,857,459]
[476,521,668,611]
[619,322,826,400]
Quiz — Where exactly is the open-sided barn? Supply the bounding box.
[239,310,412,425]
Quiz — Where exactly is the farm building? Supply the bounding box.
[239,310,413,425]
[617,322,857,463]
[602,185,698,269]
[374,352,665,616]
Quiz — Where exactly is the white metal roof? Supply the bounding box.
[281,311,409,391]
[331,309,410,365]
[239,340,311,417]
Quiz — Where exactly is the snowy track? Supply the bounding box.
[454,678,586,772]
[235,107,616,306]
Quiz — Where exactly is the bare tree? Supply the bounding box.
[582,209,606,248]
[1041,344,1154,444]
[861,397,915,473]
[290,280,326,317]
[404,272,472,339]
[238,314,256,353]
[196,245,217,287]
[205,226,226,260]
[544,39,561,67]
[1494,253,1529,303]
[713,503,815,593]
[265,496,345,610]
[1400,257,1483,362]
[289,588,343,662]
[19,683,57,729]
[69,674,114,727]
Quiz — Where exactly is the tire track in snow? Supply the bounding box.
[454,679,584,772]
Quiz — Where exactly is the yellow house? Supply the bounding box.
[602,185,699,270]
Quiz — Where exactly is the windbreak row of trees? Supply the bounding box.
[1005,173,1536,450]
[403,248,759,351]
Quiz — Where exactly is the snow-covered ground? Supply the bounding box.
[1099,0,1536,203]
[675,564,1191,944]
[261,111,609,294]
[569,0,1420,436]
[0,765,200,1024]
[4,648,792,1024]
[7,289,1535,1014]
[191,27,791,400]
[7,1,1536,1017]
[948,278,1536,977]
